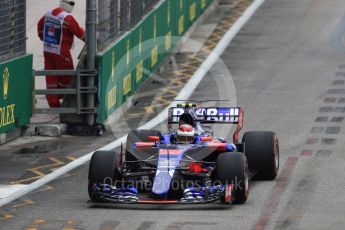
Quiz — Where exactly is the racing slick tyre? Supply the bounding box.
[88,151,121,201]
[125,130,162,161]
[242,131,279,180]
[216,152,249,204]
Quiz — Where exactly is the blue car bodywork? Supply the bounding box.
[89,105,244,204]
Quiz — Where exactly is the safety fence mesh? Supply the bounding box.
[0,0,26,62]
[97,0,160,51]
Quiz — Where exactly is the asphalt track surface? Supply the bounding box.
[2,0,345,229]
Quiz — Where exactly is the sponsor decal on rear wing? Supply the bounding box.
[168,107,242,124]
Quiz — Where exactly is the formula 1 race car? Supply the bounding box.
[88,103,279,205]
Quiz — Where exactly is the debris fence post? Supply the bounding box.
[85,0,98,126]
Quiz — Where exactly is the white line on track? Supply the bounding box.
[0,0,266,207]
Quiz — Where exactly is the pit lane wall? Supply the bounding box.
[0,55,33,134]
[97,0,213,123]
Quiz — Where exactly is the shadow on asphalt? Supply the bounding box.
[88,203,231,211]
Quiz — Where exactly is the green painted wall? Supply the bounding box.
[97,0,213,123]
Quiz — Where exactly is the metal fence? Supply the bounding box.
[0,0,26,62]
[97,0,160,50]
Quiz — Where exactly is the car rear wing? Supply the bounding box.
[168,107,241,123]
[168,107,244,143]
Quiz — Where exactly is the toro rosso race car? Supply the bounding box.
[88,103,279,205]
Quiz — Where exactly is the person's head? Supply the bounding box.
[179,113,195,127]
[60,0,75,13]
[176,124,195,144]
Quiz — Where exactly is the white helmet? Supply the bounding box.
[60,0,75,13]
[176,124,195,144]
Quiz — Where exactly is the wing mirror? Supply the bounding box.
[148,136,160,142]
[200,136,213,142]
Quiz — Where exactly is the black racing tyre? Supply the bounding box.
[125,130,162,161]
[216,152,249,204]
[88,150,121,200]
[242,131,279,180]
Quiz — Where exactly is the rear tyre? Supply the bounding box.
[88,151,121,201]
[125,130,162,160]
[242,131,279,180]
[216,152,249,204]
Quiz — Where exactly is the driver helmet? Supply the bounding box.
[176,124,195,144]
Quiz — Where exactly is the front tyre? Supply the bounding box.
[216,152,249,204]
[88,150,121,201]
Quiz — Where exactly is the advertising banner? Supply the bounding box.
[0,54,33,133]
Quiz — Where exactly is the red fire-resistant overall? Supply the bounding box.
[38,7,85,107]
